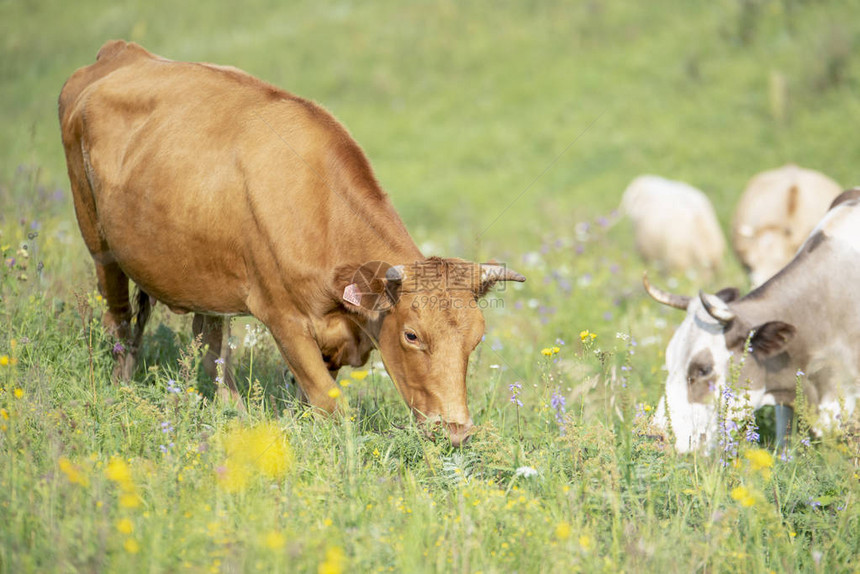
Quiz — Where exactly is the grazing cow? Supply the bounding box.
[644,192,860,452]
[621,175,726,273]
[732,164,842,287]
[59,40,525,445]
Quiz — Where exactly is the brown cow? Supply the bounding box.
[59,40,524,445]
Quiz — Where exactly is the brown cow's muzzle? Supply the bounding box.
[418,416,475,447]
[446,420,476,447]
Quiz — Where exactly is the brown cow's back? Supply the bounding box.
[60,41,419,316]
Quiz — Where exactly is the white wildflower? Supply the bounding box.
[515,466,538,478]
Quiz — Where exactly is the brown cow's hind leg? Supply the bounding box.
[95,262,138,380]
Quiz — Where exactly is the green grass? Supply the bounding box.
[2,0,860,572]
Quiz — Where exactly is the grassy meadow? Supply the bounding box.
[2,0,860,572]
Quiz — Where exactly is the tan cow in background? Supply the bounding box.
[732,164,841,287]
[621,175,726,274]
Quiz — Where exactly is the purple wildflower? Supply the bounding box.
[159,421,175,454]
[166,379,180,394]
[113,342,125,354]
[744,422,760,443]
[551,389,567,432]
[509,383,523,408]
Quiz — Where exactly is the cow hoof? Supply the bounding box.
[216,386,247,414]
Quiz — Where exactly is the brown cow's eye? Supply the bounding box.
[404,330,419,344]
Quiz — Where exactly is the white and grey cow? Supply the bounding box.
[646,191,860,452]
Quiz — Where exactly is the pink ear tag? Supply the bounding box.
[343,283,362,306]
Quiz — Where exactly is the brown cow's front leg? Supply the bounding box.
[192,314,244,410]
[262,318,340,414]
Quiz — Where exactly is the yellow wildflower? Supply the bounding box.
[555,521,571,540]
[339,379,351,387]
[350,370,369,381]
[318,546,345,574]
[541,348,553,357]
[579,330,598,342]
[217,422,293,492]
[264,530,285,549]
[0,409,8,420]
[120,493,142,508]
[105,457,133,485]
[123,538,140,554]
[13,388,23,399]
[551,346,560,354]
[579,534,592,551]
[327,388,341,399]
[58,457,89,487]
[116,518,134,534]
[730,485,756,507]
[745,448,774,479]
[0,355,9,367]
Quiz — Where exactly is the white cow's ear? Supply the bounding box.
[749,321,796,358]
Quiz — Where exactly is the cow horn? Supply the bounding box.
[385,265,405,283]
[642,272,691,310]
[699,290,736,323]
[481,264,526,283]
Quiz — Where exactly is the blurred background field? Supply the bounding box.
[1,0,860,572]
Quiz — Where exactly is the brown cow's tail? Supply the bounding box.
[130,286,153,352]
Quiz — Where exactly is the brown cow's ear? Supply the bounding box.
[749,321,796,358]
[333,262,403,315]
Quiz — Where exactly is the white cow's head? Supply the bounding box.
[645,275,796,452]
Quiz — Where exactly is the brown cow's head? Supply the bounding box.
[336,257,524,446]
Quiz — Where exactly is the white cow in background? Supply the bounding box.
[621,175,726,273]
[732,164,841,287]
